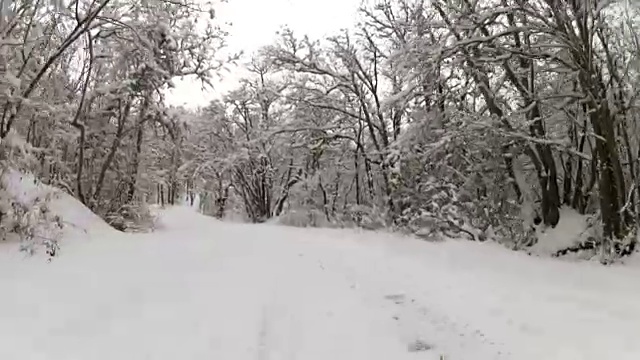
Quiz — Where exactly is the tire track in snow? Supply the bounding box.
[235,230,420,360]
[382,292,512,359]
[304,240,512,359]
[256,305,270,360]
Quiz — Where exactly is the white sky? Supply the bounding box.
[165,0,363,108]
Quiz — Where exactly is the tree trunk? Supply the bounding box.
[572,117,589,212]
[591,105,626,240]
[125,96,149,204]
[92,101,131,208]
[159,184,165,207]
[563,154,573,206]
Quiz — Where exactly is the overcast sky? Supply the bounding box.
[165,0,363,108]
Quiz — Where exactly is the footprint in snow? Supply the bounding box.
[407,339,433,352]
[384,294,406,305]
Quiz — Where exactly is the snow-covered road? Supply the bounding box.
[0,206,638,360]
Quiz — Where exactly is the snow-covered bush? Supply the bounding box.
[341,204,390,230]
[103,203,157,232]
[275,208,334,228]
[394,179,479,241]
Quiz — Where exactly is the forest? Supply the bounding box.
[1,0,639,263]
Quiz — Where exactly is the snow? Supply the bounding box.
[2,169,115,240]
[530,206,591,256]
[0,204,639,359]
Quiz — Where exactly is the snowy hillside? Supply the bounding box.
[0,204,639,360]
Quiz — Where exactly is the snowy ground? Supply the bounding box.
[0,206,639,360]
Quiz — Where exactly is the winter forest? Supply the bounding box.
[2,0,640,264]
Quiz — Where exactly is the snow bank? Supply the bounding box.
[529,207,590,256]
[2,169,115,241]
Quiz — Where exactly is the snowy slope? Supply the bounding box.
[2,169,115,241]
[0,206,638,360]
